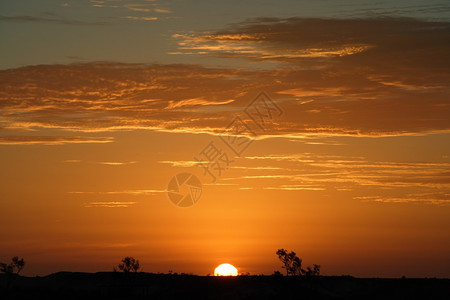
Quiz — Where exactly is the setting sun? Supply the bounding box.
[214,264,238,276]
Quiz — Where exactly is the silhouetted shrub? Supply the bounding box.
[0,256,25,274]
[276,249,302,276]
[276,249,320,276]
[114,257,141,273]
[272,270,283,276]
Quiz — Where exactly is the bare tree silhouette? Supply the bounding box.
[305,264,321,276]
[272,270,283,276]
[276,249,321,276]
[114,257,141,273]
[276,249,302,276]
[0,256,25,275]
[0,263,13,274]
[0,256,25,289]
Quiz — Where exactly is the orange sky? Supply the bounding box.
[0,1,449,278]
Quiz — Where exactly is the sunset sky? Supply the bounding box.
[0,0,449,278]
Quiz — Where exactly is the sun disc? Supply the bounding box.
[214,263,238,276]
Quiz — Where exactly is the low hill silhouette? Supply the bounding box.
[1,272,449,299]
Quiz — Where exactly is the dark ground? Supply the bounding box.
[1,272,449,299]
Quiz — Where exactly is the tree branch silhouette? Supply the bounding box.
[276,249,320,276]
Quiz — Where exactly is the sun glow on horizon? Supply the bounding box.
[214,263,238,276]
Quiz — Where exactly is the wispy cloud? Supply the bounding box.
[166,98,234,109]
[63,159,82,163]
[171,17,449,67]
[219,152,450,205]
[158,160,200,167]
[0,136,113,145]
[263,185,325,191]
[124,3,152,12]
[172,31,371,60]
[0,14,109,25]
[355,192,450,205]
[168,18,450,136]
[88,0,170,20]
[154,8,171,13]
[1,60,448,138]
[1,17,450,139]
[84,201,137,208]
[97,161,137,166]
[63,159,137,165]
[123,16,158,21]
[69,189,165,195]
[104,189,165,195]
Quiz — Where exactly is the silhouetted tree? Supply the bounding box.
[0,256,25,275]
[276,249,302,276]
[276,249,321,276]
[313,264,320,276]
[0,263,13,274]
[0,256,25,289]
[115,257,140,273]
[272,270,283,276]
[305,264,321,276]
[12,257,25,274]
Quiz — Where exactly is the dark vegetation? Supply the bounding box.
[114,256,141,273]
[0,256,25,275]
[1,254,448,299]
[1,272,449,300]
[0,256,26,291]
[276,248,320,276]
